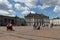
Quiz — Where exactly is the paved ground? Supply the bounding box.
[0,26,60,40]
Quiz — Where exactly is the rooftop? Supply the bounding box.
[25,13,49,19]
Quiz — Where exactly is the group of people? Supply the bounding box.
[33,23,54,30]
[33,23,40,30]
[6,22,53,31]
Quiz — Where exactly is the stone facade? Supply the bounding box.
[0,13,50,26]
[0,15,25,26]
[25,13,50,26]
[50,17,60,26]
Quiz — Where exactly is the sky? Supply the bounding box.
[0,0,60,19]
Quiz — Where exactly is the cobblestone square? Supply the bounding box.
[0,26,60,40]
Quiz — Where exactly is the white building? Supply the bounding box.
[25,13,50,26]
[50,17,60,26]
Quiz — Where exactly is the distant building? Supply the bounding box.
[50,17,60,26]
[25,13,50,26]
[0,15,25,26]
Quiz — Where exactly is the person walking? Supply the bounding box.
[50,23,53,28]
[36,23,40,30]
[6,23,14,31]
[33,23,37,30]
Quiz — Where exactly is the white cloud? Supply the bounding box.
[39,0,60,5]
[13,0,25,3]
[8,10,16,14]
[7,10,16,17]
[25,0,37,8]
[15,3,22,10]
[15,3,30,11]
[14,3,36,15]
[14,0,60,9]
[0,0,12,9]
[39,0,60,12]
[22,10,35,14]
[22,10,30,14]
[0,10,16,16]
[0,0,13,11]
[0,0,3,3]
[31,11,35,14]
[0,0,15,16]
[38,4,50,9]
[8,4,12,9]
[54,5,60,12]
[0,10,9,15]
[8,14,16,17]
[15,3,31,15]
[14,0,38,8]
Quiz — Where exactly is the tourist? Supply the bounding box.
[33,23,37,30]
[36,23,40,30]
[50,23,53,28]
[6,23,14,31]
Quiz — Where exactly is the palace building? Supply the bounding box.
[25,13,50,26]
[0,15,25,26]
[50,17,60,26]
[0,13,50,26]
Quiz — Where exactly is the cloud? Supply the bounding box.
[0,0,12,9]
[14,0,52,10]
[39,0,60,12]
[0,10,9,15]
[15,3,30,15]
[0,10,16,16]
[15,3,22,10]
[54,5,60,12]
[15,3,30,11]
[14,0,38,8]
[30,11,35,14]
[39,0,60,6]
[25,0,38,8]
[8,10,16,14]
[14,0,60,8]
[7,10,16,17]
[22,10,35,14]
[22,10,30,14]
[14,3,36,15]
[0,3,9,10]
[38,4,50,9]
[0,0,16,16]
[13,0,25,3]
[7,14,16,17]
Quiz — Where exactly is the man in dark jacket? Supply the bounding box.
[50,23,53,28]
[33,23,37,30]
